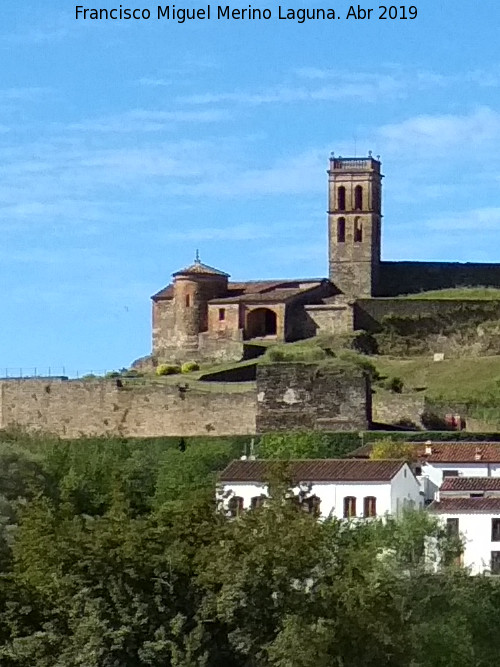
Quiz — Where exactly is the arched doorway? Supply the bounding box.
[246,308,277,338]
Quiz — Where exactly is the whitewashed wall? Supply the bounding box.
[391,465,424,513]
[421,462,500,490]
[219,464,422,520]
[436,511,500,575]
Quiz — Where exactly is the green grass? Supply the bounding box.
[400,287,500,300]
[373,354,500,404]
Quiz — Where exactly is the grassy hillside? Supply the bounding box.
[373,354,500,404]
[400,287,500,300]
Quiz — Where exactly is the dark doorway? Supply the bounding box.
[246,308,278,338]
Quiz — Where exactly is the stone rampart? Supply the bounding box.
[354,298,500,333]
[378,261,500,296]
[256,362,371,433]
[0,380,256,438]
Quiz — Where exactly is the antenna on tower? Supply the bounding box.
[195,249,200,263]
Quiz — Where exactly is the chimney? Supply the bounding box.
[475,447,482,461]
[424,440,433,456]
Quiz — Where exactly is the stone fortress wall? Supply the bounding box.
[0,380,257,438]
[378,262,500,297]
[0,363,371,438]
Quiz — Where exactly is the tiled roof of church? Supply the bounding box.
[209,280,325,304]
[152,278,326,301]
[172,258,230,278]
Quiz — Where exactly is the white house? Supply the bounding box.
[351,441,500,503]
[217,458,423,520]
[428,477,500,575]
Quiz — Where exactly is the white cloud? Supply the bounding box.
[378,107,500,156]
[68,108,231,133]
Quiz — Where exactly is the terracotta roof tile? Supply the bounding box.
[428,497,500,513]
[350,442,500,464]
[219,458,406,483]
[152,278,325,302]
[172,261,230,278]
[440,477,500,492]
[209,284,322,304]
[151,284,174,300]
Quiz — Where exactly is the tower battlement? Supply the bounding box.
[328,156,381,173]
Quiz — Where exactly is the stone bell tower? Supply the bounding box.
[327,153,382,298]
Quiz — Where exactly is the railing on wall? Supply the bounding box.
[0,368,112,380]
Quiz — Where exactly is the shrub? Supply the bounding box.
[156,364,181,376]
[263,345,326,363]
[370,439,417,461]
[105,371,121,379]
[122,368,142,378]
[337,350,380,381]
[387,376,404,393]
[266,347,285,362]
[181,361,200,374]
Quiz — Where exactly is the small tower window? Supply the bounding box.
[185,294,191,307]
[219,308,226,321]
[337,218,346,243]
[354,218,363,243]
[337,186,346,211]
[354,185,363,210]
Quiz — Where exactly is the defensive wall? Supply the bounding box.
[0,362,371,438]
[354,298,500,332]
[0,380,257,438]
[256,362,371,433]
[378,261,500,296]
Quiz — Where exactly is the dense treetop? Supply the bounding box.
[0,430,498,666]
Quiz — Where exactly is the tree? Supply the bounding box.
[370,438,417,462]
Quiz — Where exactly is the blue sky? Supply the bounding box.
[0,0,499,373]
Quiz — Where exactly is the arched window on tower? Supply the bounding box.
[354,217,363,243]
[337,217,346,242]
[185,294,191,307]
[354,185,363,210]
[338,186,346,211]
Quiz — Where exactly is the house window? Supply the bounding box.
[301,495,321,517]
[354,218,363,243]
[337,217,346,242]
[228,496,244,517]
[337,186,346,211]
[443,470,459,478]
[185,294,191,307]
[363,496,377,517]
[251,495,265,510]
[491,551,500,574]
[446,518,459,536]
[343,496,356,518]
[219,308,226,321]
[492,519,500,541]
[354,185,363,210]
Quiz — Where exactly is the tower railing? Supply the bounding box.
[330,158,379,171]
